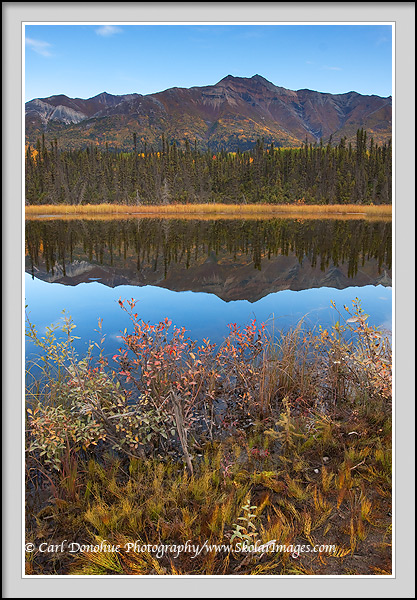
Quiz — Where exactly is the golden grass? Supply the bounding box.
[26,404,392,575]
[25,203,392,219]
[25,213,392,223]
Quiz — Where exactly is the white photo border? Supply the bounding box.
[3,3,415,598]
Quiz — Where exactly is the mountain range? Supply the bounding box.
[25,74,392,151]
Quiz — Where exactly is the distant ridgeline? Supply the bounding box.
[25,76,392,151]
[25,130,391,206]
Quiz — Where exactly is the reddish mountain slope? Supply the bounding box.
[25,75,392,150]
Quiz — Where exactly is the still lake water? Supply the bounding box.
[25,217,392,361]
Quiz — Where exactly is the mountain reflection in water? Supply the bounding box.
[25,217,392,302]
[25,217,392,357]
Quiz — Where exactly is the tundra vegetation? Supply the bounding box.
[25,299,392,575]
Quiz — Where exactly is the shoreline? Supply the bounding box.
[25,203,392,219]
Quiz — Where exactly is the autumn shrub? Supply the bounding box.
[26,311,175,469]
[317,299,392,405]
[112,300,273,472]
[26,299,391,476]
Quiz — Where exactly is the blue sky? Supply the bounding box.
[25,24,393,101]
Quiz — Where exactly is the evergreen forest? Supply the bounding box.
[25,129,392,206]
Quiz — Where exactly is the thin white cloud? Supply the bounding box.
[322,65,342,71]
[376,35,389,47]
[95,25,123,37]
[25,37,52,57]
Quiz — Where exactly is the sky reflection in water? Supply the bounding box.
[25,273,392,361]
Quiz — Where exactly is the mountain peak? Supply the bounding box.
[217,74,273,86]
[216,74,237,84]
[251,74,270,83]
